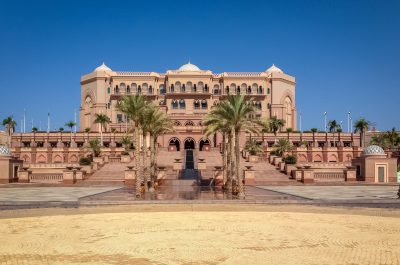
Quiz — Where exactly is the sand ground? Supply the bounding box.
[0,205,399,265]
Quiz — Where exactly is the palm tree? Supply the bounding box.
[141,104,174,191]
[269,116,285,143]
[204,95,258,198]
[272,138,292,157]
[65,121,76,144]
[354,118,371,147]
[121,135,132,151]
[2,116,16,147]
[328,120,340,147]
[310,128,318,147]
[204,115,232,190]
[370,134,389,149]
[88,139,100,157]
[116,95,147,197]
[385,128,399,150]
[93,113,111,146]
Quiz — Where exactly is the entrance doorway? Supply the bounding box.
[184,138,195,149]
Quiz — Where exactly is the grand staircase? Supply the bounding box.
[83,163,126,186]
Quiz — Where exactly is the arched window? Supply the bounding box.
[179,99,186,109]
[204,84,209,93]
[240,83,247,94]
[236,86,240,94]
[255,101,262,110]
[198,82,204,92]
[115,85,119,94]
[185,120,195,126]
[126,85,131,94]
[170,84,175,93]
[226,85,230,94]
[285,97,293,128]
[159,84,166,94]
[107,87,110,94]
[172,100,178,109]
[252,83,258,94]
[173,120,182,126]
[258,86,263,94]
[181,84,185,93]
[175,81,181,91]
[149,85,153,94]
[267,88,270,94]
[194,99,200,109]
[201,99,208,109]
[230,83,236,94]
[120,83,126,94]
[131,83,137,93]
[137,85,142,94]
[193,84,197,92]
[186,82,192,91]
[213,84,219,95]
[142,83,148,93]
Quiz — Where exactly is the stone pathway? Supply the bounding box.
[259,185,400,201]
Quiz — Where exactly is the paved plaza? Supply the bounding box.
[0,185,398,209]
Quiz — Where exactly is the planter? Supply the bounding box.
[248,155,259,163]
[279,162,285,171]
[121,155,131,163]
[285,164,297,176]
[273,156,282,166]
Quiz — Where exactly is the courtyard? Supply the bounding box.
[0,204,399,265]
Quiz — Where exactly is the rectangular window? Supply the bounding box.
[378,166,385,182]
[117,114,123,123]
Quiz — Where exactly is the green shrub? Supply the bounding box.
[284,155,297,164]
[121,151,129,156]
[79,157,92,165]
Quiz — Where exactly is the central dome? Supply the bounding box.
[178,62,201,72]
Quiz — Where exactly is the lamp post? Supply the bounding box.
[324,112,327,132]
[299,111,302,132]
[347,112,351,133]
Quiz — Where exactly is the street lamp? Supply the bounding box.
[347,112,351,133]
[324,112,327,132]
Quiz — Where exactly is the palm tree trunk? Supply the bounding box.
[134,124,142,197]
[230,130,235,193]
[236,129,245,199]
[149,134,156,191]
[222,132,227,186]
[100,124,103,146]
[225,132,232,192]
[142,132,148,192]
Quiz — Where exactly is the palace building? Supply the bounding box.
[80,62,296,150]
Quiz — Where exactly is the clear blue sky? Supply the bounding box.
[0,0,399,132]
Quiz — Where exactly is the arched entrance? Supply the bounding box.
[169,137,180,151]
[184,138,195,149]
[199,138,210,151]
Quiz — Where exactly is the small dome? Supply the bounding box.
[266,64,283,73]
[178,62,201,72]
[0,145,11,156]
[94,62,112,72]
[363,145,385,155]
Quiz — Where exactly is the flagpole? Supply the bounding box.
[324,112,327,132]
[23,109,26,133]
[47,113,50,133]
[74,110,77,133]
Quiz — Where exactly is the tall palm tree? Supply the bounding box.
[269,116,285,143]
[93,113,111,146]
[65,121,76,144]
[116,95,147,197]
[203,114,232,190]
[2,116,16,147]
[204,95,258,198]
[354,118,371,148]
[328,120,340,147]
[310,128,318,147]
[370,134,389,149]
[142,105,174,191]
